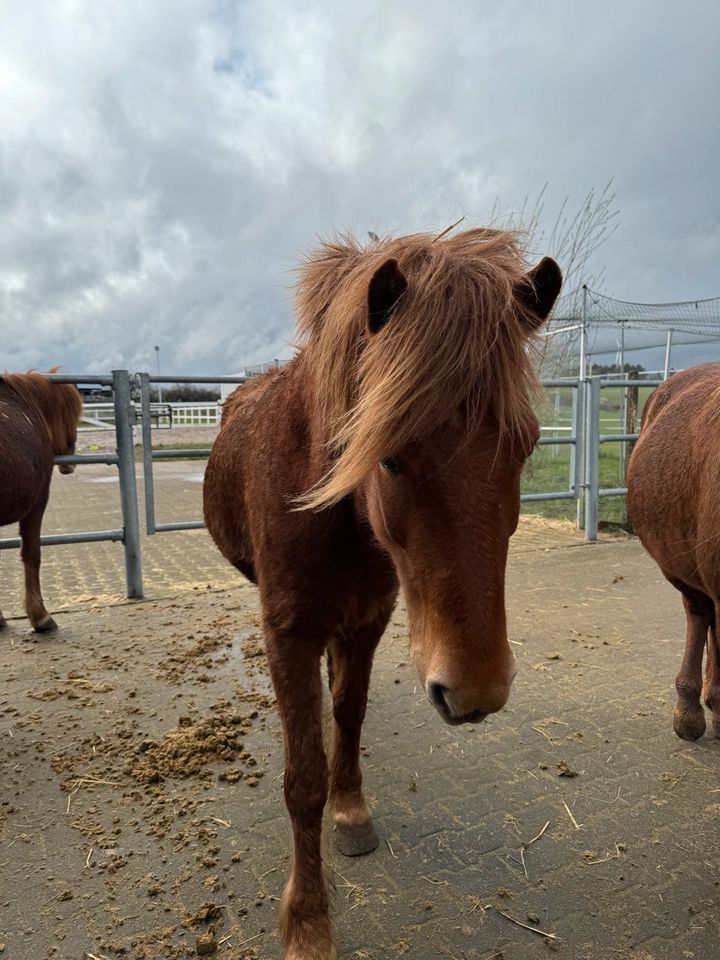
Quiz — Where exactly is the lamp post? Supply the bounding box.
[154,345,162,403]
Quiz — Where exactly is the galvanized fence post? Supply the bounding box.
[138,372,157,535]
[583,376,601,542]
[113,369,144,598]
[573,379,585,528]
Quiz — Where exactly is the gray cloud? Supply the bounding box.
[1,0,718,375]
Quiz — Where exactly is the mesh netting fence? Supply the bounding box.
[540,288,720,377]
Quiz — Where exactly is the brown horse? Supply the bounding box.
[628,361,720,741]
[203,228,561,960]
[0,371,83,631]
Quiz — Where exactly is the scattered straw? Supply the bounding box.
[495,907,559,941]
[66,777,118,814]
[433,216,466,241]
[209,817,231,828]
[584,843,624,865]
[525,821,550,847]
[236,932,264,947]
[562,800,582,830]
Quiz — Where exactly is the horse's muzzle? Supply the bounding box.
[427,681,489,726]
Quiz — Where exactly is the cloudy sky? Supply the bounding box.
[1,0,718,375]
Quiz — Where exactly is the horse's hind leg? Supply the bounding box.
[265,628,335,960]
[20,504,57,633]
[702,603,720,737]
[670,580,711,740]
[327,617,388,857]
[0,554,5,629]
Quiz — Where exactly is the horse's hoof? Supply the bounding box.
[33,616,58,634]
[673,707,706,741]
[334,818,380,857]
[0,616,7,630]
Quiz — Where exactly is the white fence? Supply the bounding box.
[81,401,222,430]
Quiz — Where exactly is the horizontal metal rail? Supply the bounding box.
[46,374,116,386]
[598,432,640,444]
[154,520,206,533]
[599,378,663,388]
[537,435,576,446]
[0,530,124,550]
[539,379,581,388]
[520,490,576,503]
[151,449,212,460]
[147,375,248,384]
[55,452,119,466]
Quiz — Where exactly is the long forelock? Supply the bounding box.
[295,228,541,509]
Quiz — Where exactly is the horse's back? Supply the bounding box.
[628,362,720,594]
[0,381,54,526]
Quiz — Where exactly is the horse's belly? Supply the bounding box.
[0,448,50,527]
[628,401,719,595]
[203,430,256,583]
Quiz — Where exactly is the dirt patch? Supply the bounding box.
[127,713,262,785]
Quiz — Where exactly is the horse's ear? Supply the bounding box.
[516,257,562,329]
[368,258,408,333]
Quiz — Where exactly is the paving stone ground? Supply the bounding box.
[1,454,718,960]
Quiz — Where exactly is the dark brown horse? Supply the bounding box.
[0,371,83,631]
[628,361,720,741]
[204,228,561,960]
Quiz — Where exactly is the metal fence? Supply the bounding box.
[0,369,663,602]
[137,373,247,536]
[582,377,663,541]
[0,370,143,599]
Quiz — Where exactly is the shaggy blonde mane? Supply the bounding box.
[296,228,545,510]
[3,370,83,453]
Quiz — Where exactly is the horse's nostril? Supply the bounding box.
[427,681,449,713]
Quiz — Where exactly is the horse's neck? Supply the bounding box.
[293,357,338,475]
[13,381,56,449]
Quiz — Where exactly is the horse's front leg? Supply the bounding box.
[20,502,56,633]
[266,629,335,960]
[327,617,388,857]
[0,552,5,629]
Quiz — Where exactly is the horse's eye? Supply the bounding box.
[381,457,400,474]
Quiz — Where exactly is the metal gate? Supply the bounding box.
[0,369,665,603]
[137,373,246,535]
[0,370,143,598]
